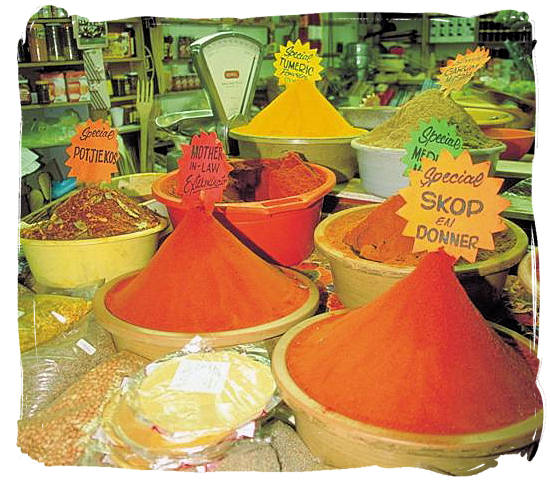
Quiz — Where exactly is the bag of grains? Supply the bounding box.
[18,351,148,466]
[20,314,115,418]
[18,293,92,353]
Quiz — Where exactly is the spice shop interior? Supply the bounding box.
[17,6,541,474]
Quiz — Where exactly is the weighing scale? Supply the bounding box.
[156,32,264,152]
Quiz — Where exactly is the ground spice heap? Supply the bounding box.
[21,186,160,240]
[255,152,324,200]
[232,80,363,138]
[358,89,502,149]
[342,195,515,266]
[344,195,423,265]
[105,207,309,332]
[169,152,325,203]
[287,250,542,435]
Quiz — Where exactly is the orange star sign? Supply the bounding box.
[65,119,119,184]
[438,46,490,96]
[396,150,510,263]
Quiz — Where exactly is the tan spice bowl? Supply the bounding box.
[272,312,543,474]
[314,205,528,308]
[229,130,365,183]
[93,268,319,360]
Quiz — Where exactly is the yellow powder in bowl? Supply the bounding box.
[233,80,363,139]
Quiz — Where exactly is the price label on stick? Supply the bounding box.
[396,150,510,263]
[176,131,232,212]
[274,39,323,86]
[402,118,463,176]
[65,119,119,184]
[438,46,490,96]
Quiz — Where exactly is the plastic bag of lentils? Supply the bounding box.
[18,351,148,466]
[20,314,116,418]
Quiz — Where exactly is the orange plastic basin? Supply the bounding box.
[152,163,336,266]
[482,128,535,160]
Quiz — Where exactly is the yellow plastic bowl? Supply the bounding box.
[20,219,168,289]
[465,108,515,128]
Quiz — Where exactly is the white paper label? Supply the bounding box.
[50,311,67,324]
[76,338,96,355]
[169,359,230,394]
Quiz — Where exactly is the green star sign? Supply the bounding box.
[402,118,464,176]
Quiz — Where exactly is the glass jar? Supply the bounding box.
[35,80,51,104]
[112,75,128,97]
[50,6,68,18]
[19,78,32,105]
[61,24,79,61]
[45,23,66,61]
[163,35,174,61]
[127,72,139,95]
[27,24,48,62]
[178,36,190,59]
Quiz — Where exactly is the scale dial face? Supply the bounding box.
[201,36,262,122]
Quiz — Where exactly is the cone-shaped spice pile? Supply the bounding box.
[106,207,309,332]
[232,79,363,138]
[287,250,542,434]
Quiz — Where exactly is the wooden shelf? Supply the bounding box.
[104,57,144,63]
[21,101,90,110]
[18,60,84,68]
[118,124,140,134]
[110,95,136,103]
[28,18,72,24]
[22,140,71,149]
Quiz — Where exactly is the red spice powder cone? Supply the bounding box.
[105,207,308,333]
[287,250,542,435]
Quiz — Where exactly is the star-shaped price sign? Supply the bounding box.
[438,46,491,96]
[65,119,119,184]
[274,39,323,86]
[176,131,232,212]
[396,150,510,263]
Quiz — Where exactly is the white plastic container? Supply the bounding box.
[352,139,506,199]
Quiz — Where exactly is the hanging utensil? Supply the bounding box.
[136,78,154,172]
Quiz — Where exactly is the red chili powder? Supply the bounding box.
[343,194,424,265]
[287,250,542,434]
[105,207,309,332]
[255,152,324,201]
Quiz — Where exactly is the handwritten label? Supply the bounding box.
[273,39,323,86]
[176,131,232,211]
[169,359,230,394]
[65,119,119,183]
[438,47,491,96]
[403,118,463,175]
[397,150,510,262]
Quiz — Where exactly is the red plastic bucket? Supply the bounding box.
[152,163,336,266]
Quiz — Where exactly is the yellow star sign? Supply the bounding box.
[438,46,491,96]
[274,39,323,86]
[396,150,510,263]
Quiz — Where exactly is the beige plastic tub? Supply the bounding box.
[272,312,542,474]
[229,130,364,183]
[314,205,528,308]
[93,268,320,360]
